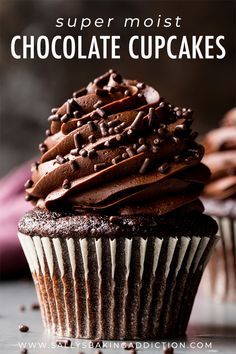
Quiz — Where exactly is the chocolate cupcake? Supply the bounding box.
[18,70,218,339]
[201,108,236,301]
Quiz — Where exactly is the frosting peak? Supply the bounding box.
[25,70,209,215]
[202,108,236,200]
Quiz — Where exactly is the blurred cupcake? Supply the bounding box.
[18,70,218,339]
[201,107,236,301]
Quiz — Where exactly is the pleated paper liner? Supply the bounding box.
[18,232,219,339]
[201,216,236,302]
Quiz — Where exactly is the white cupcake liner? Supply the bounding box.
[18,232,218,339]
[202,216,236,301]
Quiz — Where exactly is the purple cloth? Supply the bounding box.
[0,161,33,279]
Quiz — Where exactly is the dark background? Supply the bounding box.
[1,0,235,177]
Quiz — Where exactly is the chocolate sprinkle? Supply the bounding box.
[153,138,160,145]
[39,143,47,154]
[176,109,182,117]
[111,72,122,83]
[114,125,123,133]
[152,146,159,153]
[174,155,181,162]
[70,148,79,156]
[77,120,84,128]
[95,88,109,97]
[174,124,187,137]
[100,122,108,137]
[45,129,51,137]
[158,162,170,174]
[138,137,145,145]
[79,149,88,157]
[62,179,71,189]
[94,71,111,86]
[159,101,165,108]
[73,110,81,118]
[48,114,60,122]
[137,144,148,154]
[96,108,106,118]
[137,82,145,89]
[127,129,135,138]
[56,155,67,164]
[19,324,29,333]
[126,147,136,157]
[24,179,33,189]
[112,155,122,164]
[185,156,194,164]
[131,111,145,130]
[88,149,96,158]
[148,107,155,128]
[157,126,167,137]
[139,158,150,174]
[31,161,39,170]
[108,119,121,128]
[108,127,114,135]
[60,113,70,123]
[116,133,124,142]
[56,339,71,347]
[88,134,96,143]
[51,107,58,114]
[88,121,97,131]
[74,132,82,149]
[94,163,108,172]
[73,87,87,98]
[25,194,32,201]
[104,140,111,147]
[93,100,103,109]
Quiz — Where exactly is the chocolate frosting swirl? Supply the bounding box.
[25,70,209,216]
[202,108,236,200]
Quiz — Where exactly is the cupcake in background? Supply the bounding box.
[201,107,236,301]
[18,70,219,339]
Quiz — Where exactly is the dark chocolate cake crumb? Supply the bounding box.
[56,339,71,347]
[19,324,29,333]
[109,215,119,224]
[19,305,26,312]
[31,303,40,310]
[163,346,174,354]
[20,348,28,354]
